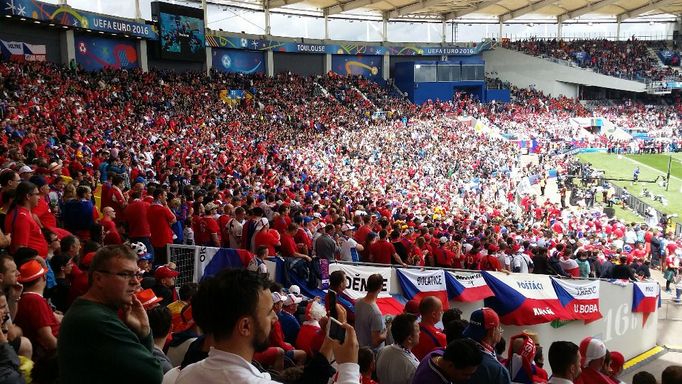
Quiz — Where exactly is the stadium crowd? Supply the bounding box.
[0,57,681,384]
[503,38,681,81]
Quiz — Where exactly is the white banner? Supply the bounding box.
[329,263,392,300]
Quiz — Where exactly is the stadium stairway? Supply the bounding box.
[647,47,666,67]
[352,86,377,109]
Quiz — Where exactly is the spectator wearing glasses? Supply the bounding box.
[58,245,163,384]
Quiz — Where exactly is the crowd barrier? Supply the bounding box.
[168,244,659,367]
[610,184,682,237]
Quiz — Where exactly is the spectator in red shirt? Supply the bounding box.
[411,296,447,361]
[5,181,48,257]
[254,218,280,257]
[29,175,57,230]
[15,259,61,358]
[124,191,153,262]
[196,203,221,247]
[100,207,122,245]
[147,189,177,264]
[279,224,311,262]
[370,230,406,266]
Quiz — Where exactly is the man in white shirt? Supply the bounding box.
[175,269,361,384]
[375,313,420,384]
[547,341,581,384]
[339,224,364,262]
[227,207,246,249]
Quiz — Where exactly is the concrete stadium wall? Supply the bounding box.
[0,19,62,63]
[482,47,647,98]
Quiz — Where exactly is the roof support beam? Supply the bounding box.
[443,0,503,20]
[267,0,306,8]
[388,0,446,18]
[557,0,623,22]
[499,0,558,22]
[324,0,382,16]
[616,0,678,21]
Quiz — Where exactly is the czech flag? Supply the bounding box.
[396,269,449,308]
[200,248,255,281]
[632,281,660,326]
[445,271,494,302]
[481,271,571,325]
[551,277,602,322]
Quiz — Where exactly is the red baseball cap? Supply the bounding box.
[154,266,179,279]
[463,307,500,341]
[136,288,163,309]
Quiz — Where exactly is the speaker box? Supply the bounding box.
[603,207,615,219]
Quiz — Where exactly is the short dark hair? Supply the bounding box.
[329,270,346,290]
[662,365,682,384]
[14,247,38,268]
[443,338,483,368]
[548,341,580,377]
[153,188,165,199]
[366,273,384,293]
[445,319,469,344]
[192,269,271,341]
[442,308,463,325]
[0,171,17,188]
[391,313,417,344]
[60,235,79,254]
[358,347,374,374]
[633,371,657,384]
[179,282,199,302]
[148,306,172,339]
[0,255,13,275]
[89,245,137,282]
[49,253,72,272]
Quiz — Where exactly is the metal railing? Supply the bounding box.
[611,184,682,236]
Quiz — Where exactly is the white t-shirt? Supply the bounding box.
[227,218,244,249]
[340,237,359,262]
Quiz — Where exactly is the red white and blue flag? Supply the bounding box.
[551,277,602,322]
[396,269,449,307]
[632,281,660,325]
[445,271,494,302]
[481,271,571,325]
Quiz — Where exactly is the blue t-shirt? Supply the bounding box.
[277,311,300,345]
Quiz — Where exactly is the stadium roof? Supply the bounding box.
[198,0,682,22]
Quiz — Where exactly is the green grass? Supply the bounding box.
[577,153,682,223]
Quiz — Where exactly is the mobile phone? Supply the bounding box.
[327,316,346,344]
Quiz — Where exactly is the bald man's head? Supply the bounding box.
[419,296,443,325]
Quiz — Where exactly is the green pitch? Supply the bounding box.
[577,152,682,223]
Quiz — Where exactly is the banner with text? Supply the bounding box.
[0,40,45,62]
[482,271,572,325]
[0,0,157,39]
[632,281,660,326]
[206,35,490,56]
[445,271,494,302]
[396,269,448,306]
[551,277,602,322]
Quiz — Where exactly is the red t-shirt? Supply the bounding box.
[147,203,175,248]
[412,323,447,361]
[195,216,221,247]
[124,200,151,238]
[370,239,395,264]
[254,230,279,256]
[14,292,60,350]
[6,207,48,257]
[32,197,57,229]
[295,323,325,358]
[101,218,122,245]
[280,233,298,258]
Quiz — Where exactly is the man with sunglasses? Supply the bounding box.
[58,245,163,384]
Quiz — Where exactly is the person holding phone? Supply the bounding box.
[326,270,348,323]
[177,269,361,384]
[0,290,23,384]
